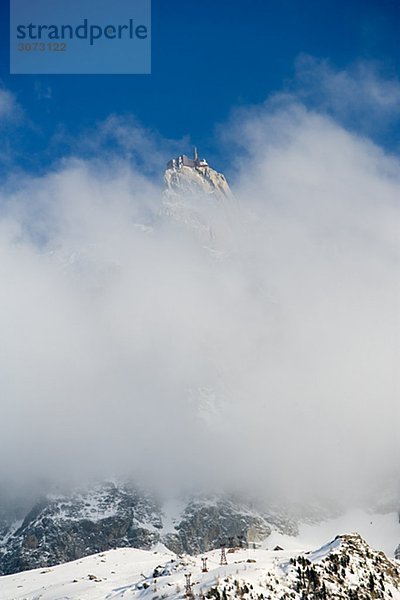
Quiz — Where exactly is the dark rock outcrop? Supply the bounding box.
[0,483,296,575]
[0,483,162,574]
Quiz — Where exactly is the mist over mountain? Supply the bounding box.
[0,92,399,576]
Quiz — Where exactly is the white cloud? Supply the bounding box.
[0,88,21,122]
[291,55,400,133]
[72,115,190,177]
[0,71,399,506]
[218,99,400,501]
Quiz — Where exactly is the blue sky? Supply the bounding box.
[1,0,400,175]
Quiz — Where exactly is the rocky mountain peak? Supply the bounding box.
[163,148,232,201]
[0,483,296,576]
[161,149,235,247]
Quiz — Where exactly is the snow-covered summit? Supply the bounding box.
[164,148,232,201]
[162,149,235,247]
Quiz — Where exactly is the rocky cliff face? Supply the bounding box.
[164,162,232,201]
[0,483,297,575]
[162,158,236,248]
[0,483,162,575]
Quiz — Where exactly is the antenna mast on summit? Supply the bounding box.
[194,146,199,162]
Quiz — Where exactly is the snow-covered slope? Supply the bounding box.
[266,508,400,559]
[0,546,174,600]
[1,534,399,600]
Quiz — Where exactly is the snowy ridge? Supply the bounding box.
[306,536,342,563]
[1,533,399,600]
